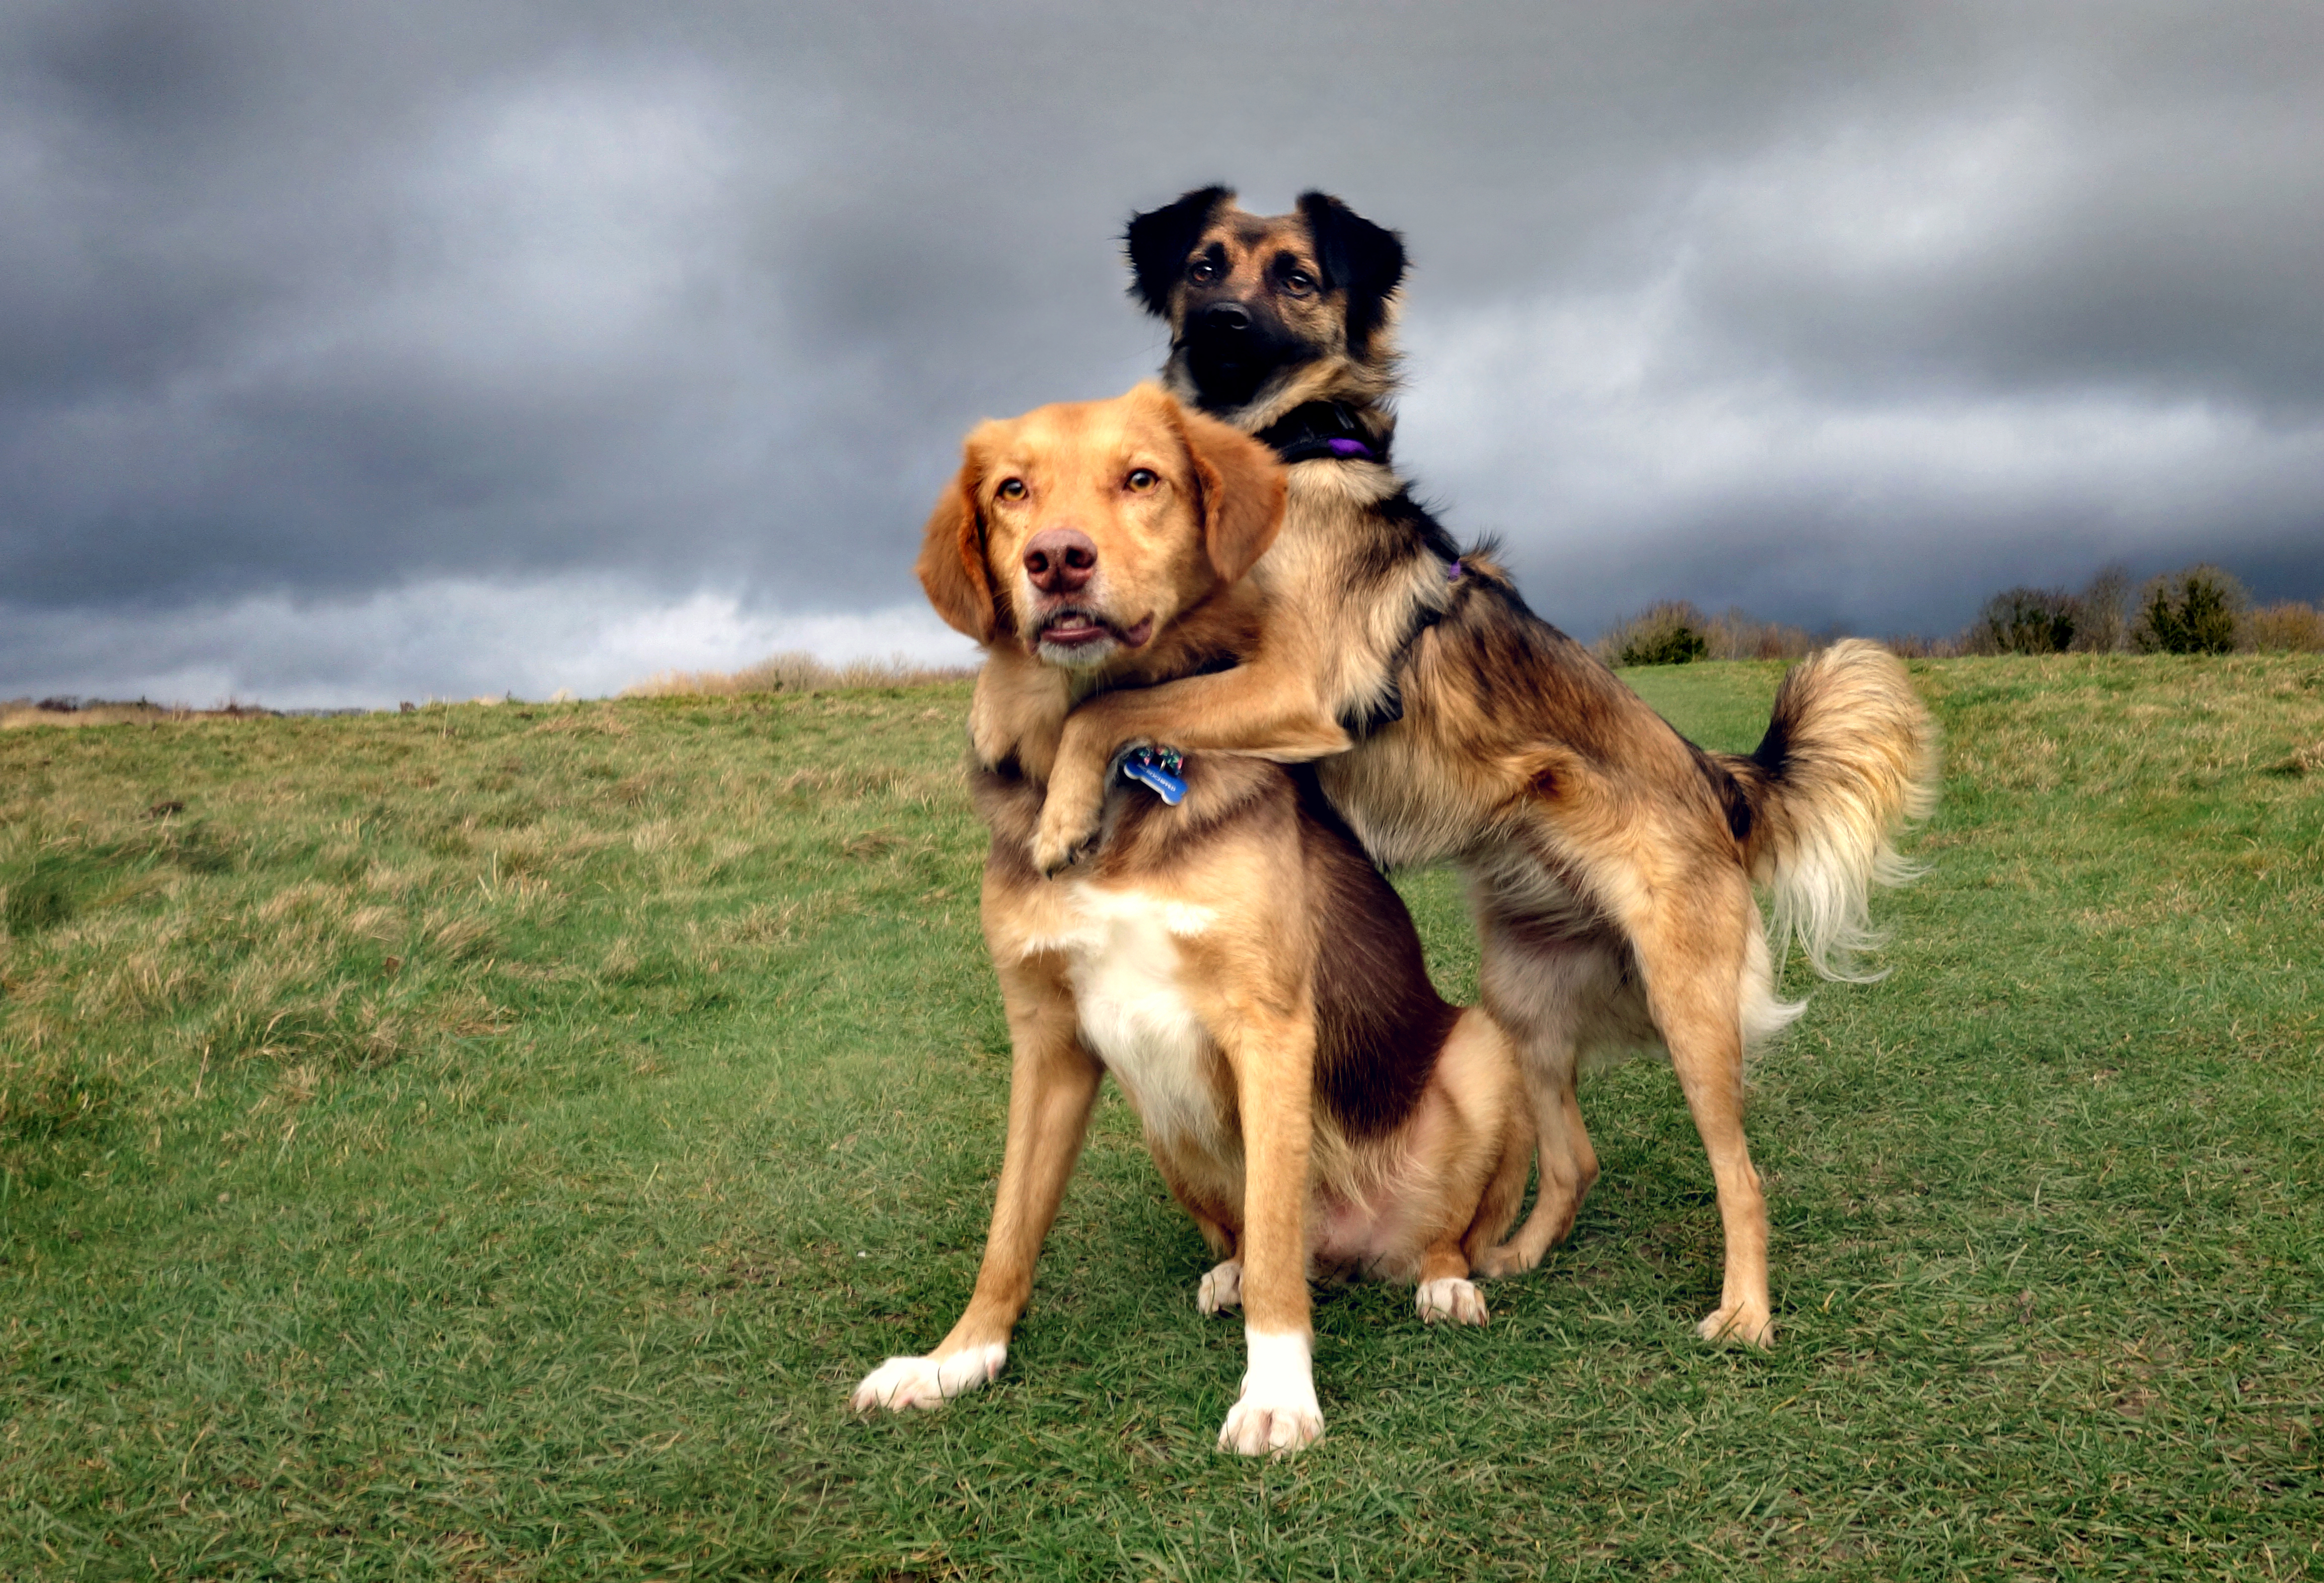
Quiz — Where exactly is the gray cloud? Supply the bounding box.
[4,1,2321,700]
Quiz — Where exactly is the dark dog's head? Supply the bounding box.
[1125,187,1407,426]
[917,384,1285,674]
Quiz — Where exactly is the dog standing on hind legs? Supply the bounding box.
[1026,186,1941,1347]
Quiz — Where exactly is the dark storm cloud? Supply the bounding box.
[4,1,2321,700]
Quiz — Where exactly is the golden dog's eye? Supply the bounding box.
[1187,259,1217,284]
[1281,269,1316,297]
[995,478,1027,501]
[1126,468,1158,492]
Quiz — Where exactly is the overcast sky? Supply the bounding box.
[5,1,2320,705]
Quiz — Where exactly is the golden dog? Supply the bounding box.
[851,386,1531,1454]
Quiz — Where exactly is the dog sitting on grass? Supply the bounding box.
[851,385,1532,1455]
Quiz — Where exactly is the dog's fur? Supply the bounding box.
[1026,189,1941,1348]
[852,386,1532,1453]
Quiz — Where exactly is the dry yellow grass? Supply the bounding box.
[0,699,303,731]
[622,650,974,698]
[3,700,186,730]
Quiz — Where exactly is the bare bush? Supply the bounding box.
[623,651,974,698]
[2245,600,2324,653]
[1884,632,1966,659]
[1705,607,1817,660]
[2072,564,2133,653]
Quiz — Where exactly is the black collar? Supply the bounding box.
[1254,400,1389,466]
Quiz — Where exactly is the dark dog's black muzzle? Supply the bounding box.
[1181,298,1310,412]
[1198,301,1253,336]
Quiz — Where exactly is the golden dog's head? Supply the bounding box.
[917,384,1285,672]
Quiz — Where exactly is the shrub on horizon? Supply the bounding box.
[2134,565,2247,655]
[1601,601,1712,667]
[1976,586,2079,655]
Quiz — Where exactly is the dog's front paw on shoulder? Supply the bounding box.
[1416,1277,1488,1326]
[1697,1302,1776,1350]
[1031,809,1101,878]
[850,1343,1007,1412]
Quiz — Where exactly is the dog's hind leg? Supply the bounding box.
[1632,874,1775,1348]
[1415,1230,1491,1326]
[1462,1086,1537,1276]
[1198,1256,1244,1316]
[1170,1197,1243,1316]
[1470,921,1608,1278]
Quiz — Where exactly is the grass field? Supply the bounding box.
[4,655,2320,1579]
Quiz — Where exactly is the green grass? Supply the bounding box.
[3,657,2319,1579]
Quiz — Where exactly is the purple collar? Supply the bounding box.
[1255,401,1388,466]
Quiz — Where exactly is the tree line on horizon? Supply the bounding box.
[1595,563,2324,668]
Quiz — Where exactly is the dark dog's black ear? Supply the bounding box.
[1296,191,1407,358]
[1125,185,1232,317]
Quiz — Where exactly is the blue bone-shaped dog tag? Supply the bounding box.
[1119,746,1188,806]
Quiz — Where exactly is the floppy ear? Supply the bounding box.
[1124,185,1232,318]
[1296,190,1407,358]
[1171,398,1287,585]
[914,446,999,642]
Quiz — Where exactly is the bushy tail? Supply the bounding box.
[1720,639,1939,982]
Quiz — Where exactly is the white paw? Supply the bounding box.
[850,1343,1008,1412]
[1197,1259,1244,1315]
[1217,1329,1324,1457]
[1697,1302,1776,1349]
[1416,1276,1488,1326]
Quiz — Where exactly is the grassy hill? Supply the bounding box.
[3,656,2319,1579]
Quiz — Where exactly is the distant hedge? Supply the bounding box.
[1594,560,2318,663]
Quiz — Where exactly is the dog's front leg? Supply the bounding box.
[1212,1000,1324,1456]
[852,953,1101,1411]
[1031,719,1120,878]
[1034,664,1351,876]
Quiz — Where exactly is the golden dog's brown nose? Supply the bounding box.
[1024,528,1097,595]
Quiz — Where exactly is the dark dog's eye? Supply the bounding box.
[996,478,1027,501]
[1187,259,1217,284]
[1281,269,1316,297]
[1126,468,1158,492]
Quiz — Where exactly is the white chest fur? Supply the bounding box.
[1023,883,1223,1147]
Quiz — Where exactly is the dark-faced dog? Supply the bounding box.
[851,386,1531,1453]
[1026,189,1940,1348]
